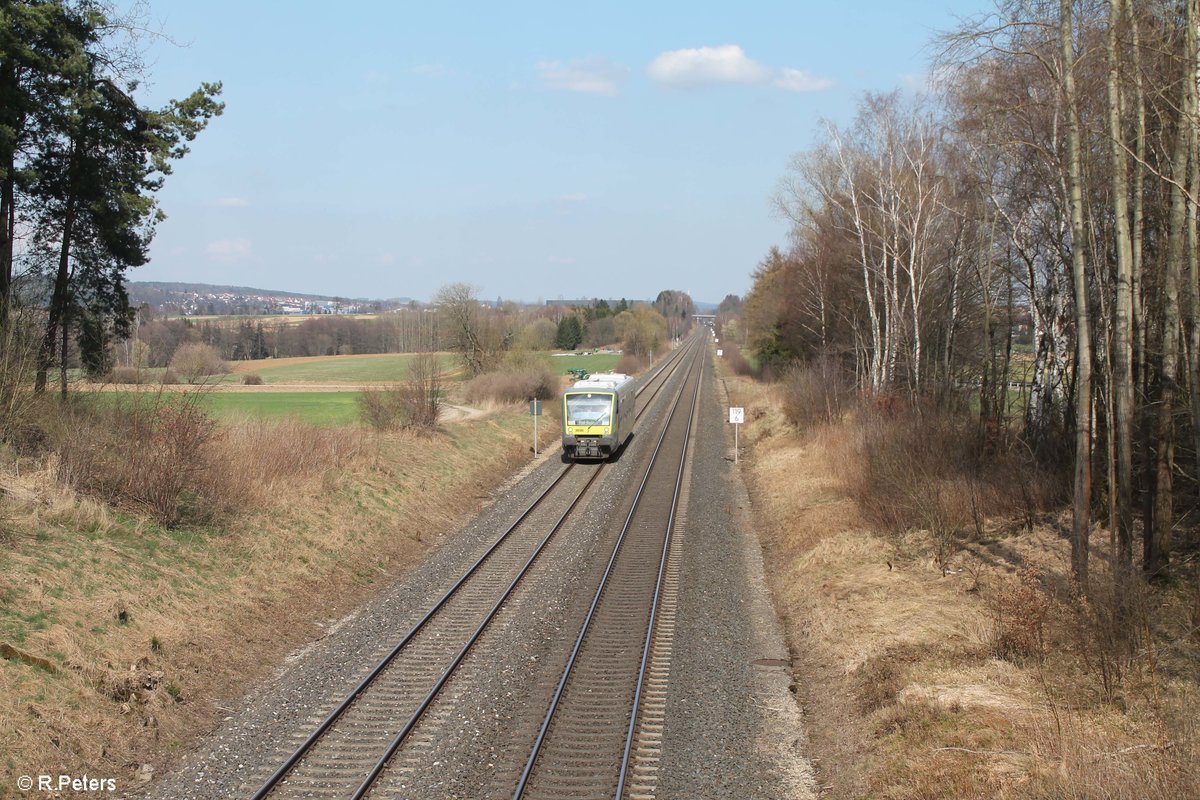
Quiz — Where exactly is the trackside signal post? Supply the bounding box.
[729,406,744,463]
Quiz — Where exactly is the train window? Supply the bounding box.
[566,395,612,426]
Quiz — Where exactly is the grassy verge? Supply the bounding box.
[0,406,555,797]
[726,373,1200,799]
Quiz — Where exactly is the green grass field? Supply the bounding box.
[197,392,363,425]
[548,352,622,376]
[98,391,364,426]
[241,353,458,384]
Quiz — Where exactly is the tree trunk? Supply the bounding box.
[1061,0,1093,592]
[59,305,69,399]
[0,58,16,328]
[1146,0,1194,576]
[1131,7,1149,404]
[0,174,12,328]
[34,200,76,394]
[1108,0,1136,574]
[1188,5,1200,501]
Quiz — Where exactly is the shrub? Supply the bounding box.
[843,405,1065,551]
[779,354,850,430]
[241,373,264,386]
[52,393,219,527]
[989,569,1053,661]
[584,316,616,348]
[359,387,406,431]
[0,310,42,442]
[463,364,558,405]
[359,352,442,432]
[614,353,646,374]
[106,366,148,385]
[169,343,228,384]
[516,318,557,352]
[721,341,758,378]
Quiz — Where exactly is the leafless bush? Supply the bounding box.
[463,364,557,405]
[779,354,850,430]
[359,387,406,431]
[104,366,179,385]
[721,341,758,378]
[614,353,646,374]
[844,406,1064,544]
[106,366,148,384]
[0,309,43,443]
[403,352,443,430]
[52,393,219,527]
[989,568,1053,661]
[359,353,443,432]
[169,343,229,384]
[241,373,264,386]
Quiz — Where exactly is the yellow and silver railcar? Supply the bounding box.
[561,372,635,461]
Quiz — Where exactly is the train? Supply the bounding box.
[561,372,635,461]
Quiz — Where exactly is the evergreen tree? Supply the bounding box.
[2,1,223,394]
[554,315,583,350]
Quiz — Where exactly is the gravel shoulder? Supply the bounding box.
[656,352,817,800]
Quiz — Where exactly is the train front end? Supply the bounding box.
[562,389,617,460]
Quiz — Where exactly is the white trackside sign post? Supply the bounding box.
[729,406,744,463]
[530,399,542,455]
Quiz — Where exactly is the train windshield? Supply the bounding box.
[566,394,612,426]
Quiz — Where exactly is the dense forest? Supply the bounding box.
[736,0,1200,592]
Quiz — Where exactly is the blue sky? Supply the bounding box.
[137,1,993,304]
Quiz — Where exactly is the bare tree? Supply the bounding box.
[434,282,501,377]
[1060,0,1094,590]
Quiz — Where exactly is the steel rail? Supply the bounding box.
[510,345,703,800]
[343,339,699,798]
[249,463,581,800]
[251,335,697,800]
[615,344,703,798]
[348,461,605,799]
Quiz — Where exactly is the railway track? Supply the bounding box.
[251,338,702,800]
[512,337,703,800]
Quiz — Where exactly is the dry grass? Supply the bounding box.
[0,407,541,797]
[731,372,1200,800]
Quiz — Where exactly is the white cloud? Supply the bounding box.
[560,192,588,203]
[647,44,832,92]
[206,239,252,261]
[538,58,629,96]
[647,45,770,87]
[216,197,248,207]
[774,68,835,93]
[548,255,577,265]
